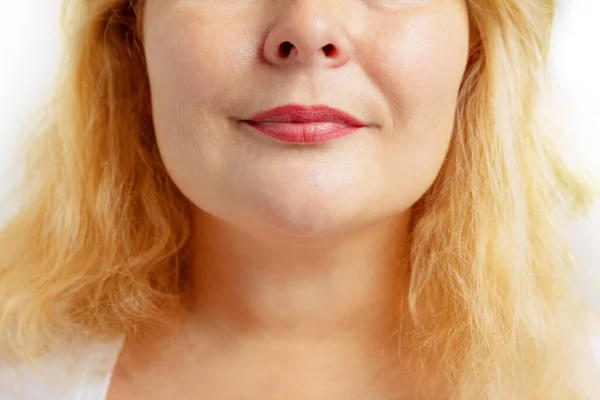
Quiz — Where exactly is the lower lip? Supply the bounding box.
[242,121,363,143]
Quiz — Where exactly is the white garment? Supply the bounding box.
[1,336,599,399]
[0,335,125,400]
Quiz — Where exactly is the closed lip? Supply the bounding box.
[239,104,369,143]
[242,104,367,127]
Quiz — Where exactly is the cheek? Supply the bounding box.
[363,6,469,206]
[363,6,470,116]
[143,6,255,181]
[144,7,254,111]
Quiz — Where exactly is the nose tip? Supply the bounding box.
[262,16,352,69]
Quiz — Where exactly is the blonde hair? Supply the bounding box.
[0,0,598,398]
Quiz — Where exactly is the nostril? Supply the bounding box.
[322,44,336,57]
[278,41,294,58]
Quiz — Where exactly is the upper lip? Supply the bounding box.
[243,104,367,127]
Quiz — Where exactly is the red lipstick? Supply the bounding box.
[241,104,367,143]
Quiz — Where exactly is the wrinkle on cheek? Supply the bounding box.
[145,6,254,190]
[157,101,197,164]
[172,101,226,162]
[154,99,212,185]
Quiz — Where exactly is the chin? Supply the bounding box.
[237,191,367,239]
[258,210,354,238]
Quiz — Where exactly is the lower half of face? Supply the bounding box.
[143,0,469,238]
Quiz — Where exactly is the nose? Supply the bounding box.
[262,2,353,69]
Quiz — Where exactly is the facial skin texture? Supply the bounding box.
[143,0,470,240]
[106,2,471,399]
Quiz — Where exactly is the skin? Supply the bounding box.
[106,0,470,399]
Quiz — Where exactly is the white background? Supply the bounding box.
[0,1,599,306]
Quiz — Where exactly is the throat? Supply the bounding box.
[187,210,410,341]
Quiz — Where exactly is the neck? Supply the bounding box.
[186,210,411,345]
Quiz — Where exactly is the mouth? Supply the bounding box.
[240,104,368,144]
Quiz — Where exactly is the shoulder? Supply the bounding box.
[0,335,124,400]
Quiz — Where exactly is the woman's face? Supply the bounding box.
[142,0,470,237]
